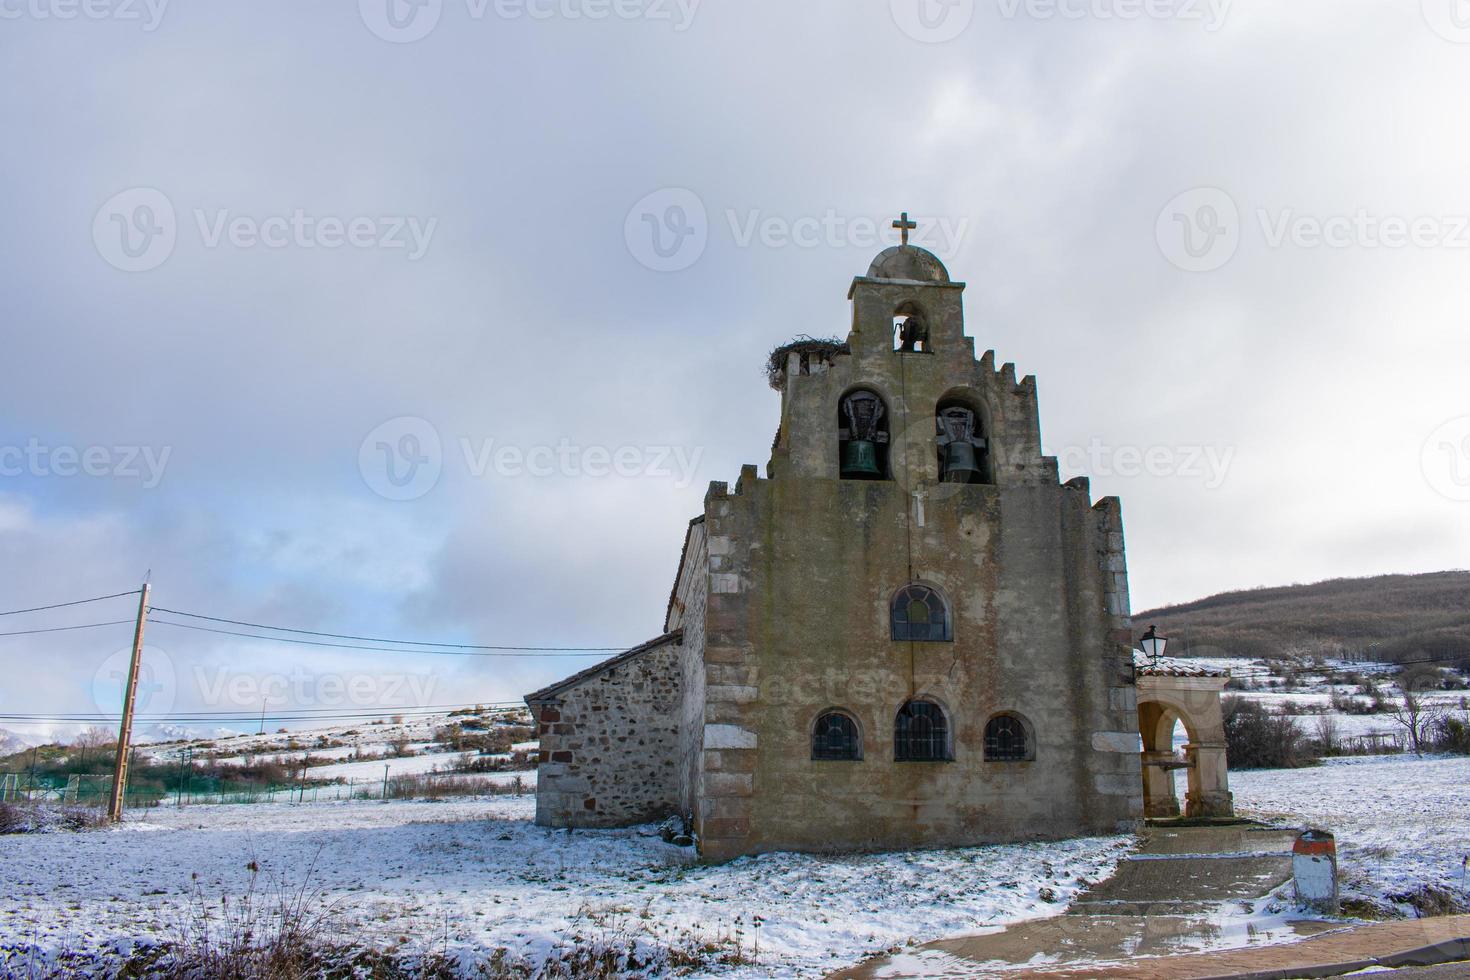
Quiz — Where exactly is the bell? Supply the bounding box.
[941,442,981,484]
[842,439,881,479]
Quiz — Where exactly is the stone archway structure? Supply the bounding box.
[1134,654,1233,819]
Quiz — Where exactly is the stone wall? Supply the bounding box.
[530,636,683,828]
[690,258,1144,860]
[667,519,710,819]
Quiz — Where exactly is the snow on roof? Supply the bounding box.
[1134,651,1230,677]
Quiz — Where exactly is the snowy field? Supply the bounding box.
[1230,753,1470,913]
[0,796,1130,978]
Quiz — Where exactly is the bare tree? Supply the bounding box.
[70,725,113,772]
[73,726,112,750]
[1392,678,1447,755]
[1315,713,1340,756]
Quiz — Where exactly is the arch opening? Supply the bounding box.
[983,712,1034,762]
[895,699,951,762]
[838,388,891,481]
[812,710,863,761]
[1138,699,1201,819]
[893,301,931,353]
[935,391,992,485]
[890,583,952,642]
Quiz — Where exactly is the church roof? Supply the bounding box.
[524,629,684,704]
[664,515,706,631]
[865,244,950,284]
[1133,651,1229,677]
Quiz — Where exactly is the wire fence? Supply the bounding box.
[0,771,531,809]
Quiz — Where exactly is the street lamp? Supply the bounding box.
[1139,624,1167,665]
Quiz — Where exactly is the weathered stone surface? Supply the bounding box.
[1094,772,1140,796]
[703,724,758,750]
[704,700,753,725]
[706,685,759,704]
[703,772,754,797]
[1109,687,1138,712]
[1092,731,1143,753]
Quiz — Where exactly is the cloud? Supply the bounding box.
[2,1,1469,730]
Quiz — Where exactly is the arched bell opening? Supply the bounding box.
[838,387,891,481]
[892,301,932,353]
[935,391,992,485]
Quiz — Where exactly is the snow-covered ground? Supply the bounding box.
[1230,753,1470,914]
[0,796,1130,978]
[5,655,1466,976]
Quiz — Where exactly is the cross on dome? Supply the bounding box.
[892,211,918,246]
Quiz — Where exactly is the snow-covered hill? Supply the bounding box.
[0,727,45,755]
[136,704,539,784]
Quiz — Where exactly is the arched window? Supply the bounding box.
[895,700,951,761]
[891,584,951,641]
[838,388,890,480]
[812,711,862,761]
[935,395,990,485]
[984,714,1031,762]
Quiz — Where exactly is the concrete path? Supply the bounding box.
[833,825,1365,979]
[997,916,1470,978]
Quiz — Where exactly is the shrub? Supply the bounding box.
[383,774,525,799]
[1222,696,1319,769]
[1431,714,1470,755]
[0,802,106,834]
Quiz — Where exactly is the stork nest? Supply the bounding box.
[765,335,848,390]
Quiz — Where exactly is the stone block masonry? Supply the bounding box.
[527,633,683,828]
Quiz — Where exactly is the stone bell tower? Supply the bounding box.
[676,221,1145,861]
[768,226,1055,495]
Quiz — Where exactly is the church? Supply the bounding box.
[526,222,1233,861]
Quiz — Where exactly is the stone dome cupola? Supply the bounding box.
[865,244,951,284]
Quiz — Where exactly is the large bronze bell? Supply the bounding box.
[937,405,985,484]
[841,390,886,480]
[842,439,882,479]
[941,441,981,483]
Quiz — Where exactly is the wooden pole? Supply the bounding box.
[107,582,150,822]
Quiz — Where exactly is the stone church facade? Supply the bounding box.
[528,239,1165,861]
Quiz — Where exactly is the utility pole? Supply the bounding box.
[176,746,191,807]
[107,581,151,822]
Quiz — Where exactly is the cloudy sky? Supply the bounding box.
[2,0,1469,736]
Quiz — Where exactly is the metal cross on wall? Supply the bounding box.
[892,211,917,246]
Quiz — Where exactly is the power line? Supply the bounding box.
[149,605,625,652]
[147,617,617,657]
[0,703,527,725]
[0,620,134,638]
[0,699,524,720]
[0,591,139,617]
